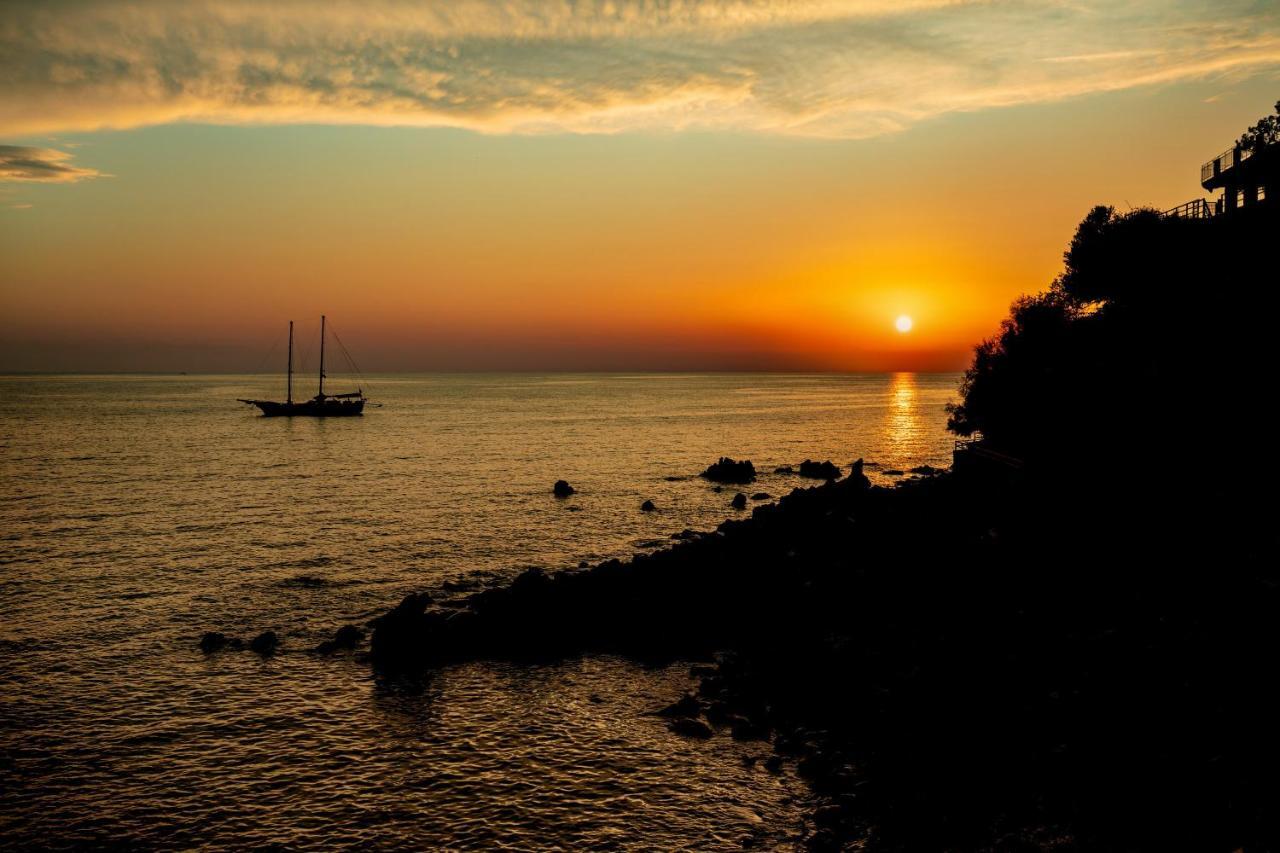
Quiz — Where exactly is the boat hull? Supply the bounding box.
[245,399,365,417]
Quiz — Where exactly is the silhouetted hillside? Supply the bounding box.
[948,201,1279,478]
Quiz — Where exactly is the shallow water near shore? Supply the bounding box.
[1,372,957,848]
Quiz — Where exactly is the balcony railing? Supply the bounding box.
[1202,145,1255,183]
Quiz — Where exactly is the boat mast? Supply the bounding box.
[318,314,326,398]
[286,320,294,405]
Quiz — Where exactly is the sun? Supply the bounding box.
[895,314,914,333]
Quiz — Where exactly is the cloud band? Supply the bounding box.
[1,0,1277,138]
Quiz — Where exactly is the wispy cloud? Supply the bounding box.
[1,0,1277,139]
[0,145,103,182]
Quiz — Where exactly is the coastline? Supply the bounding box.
[360,452,1278,851]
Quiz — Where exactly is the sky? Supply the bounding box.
[1,0,1278,373]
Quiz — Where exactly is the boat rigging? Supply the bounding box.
[238,315,367,417]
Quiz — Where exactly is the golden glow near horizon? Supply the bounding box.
[895,315,914,334]
[1,1,1278,372]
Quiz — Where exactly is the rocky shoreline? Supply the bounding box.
[354,445,1278,851]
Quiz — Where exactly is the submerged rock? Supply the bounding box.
[798,460,842,480]
[553,480,575,497]
[640,499,656,512]
[751,493,771,501]
[774,465,794,474]
[701,457,756,484]
[731,492,748,510]
[199,631,242,654]
[882,469,904,476]
[909,464,942,476]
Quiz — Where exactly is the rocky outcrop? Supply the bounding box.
[553,480,575,497]
[700,457,756,484]
[797,460,841,480]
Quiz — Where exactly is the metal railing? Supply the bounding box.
[1162,198,1214,220]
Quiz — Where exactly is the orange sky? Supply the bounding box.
[1,1,1278,372]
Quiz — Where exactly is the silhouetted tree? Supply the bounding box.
[1238,100,1280,152]
[949,198,1277,470]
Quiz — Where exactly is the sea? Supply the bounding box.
[0,372,959,850]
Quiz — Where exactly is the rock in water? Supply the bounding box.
[700,457,756,484]
[553,480,575,497]
[199,631,240,654]
[315,624,365,654]
[797,459,842,480]
[731,492,748,510]
[249,630,280,656]
[668,718,714,739]
[640,499,656,512]
[751,493,771,501]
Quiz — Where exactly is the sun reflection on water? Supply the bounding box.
[885,372,922,456]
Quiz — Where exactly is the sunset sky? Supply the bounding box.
[2,0,1278,372]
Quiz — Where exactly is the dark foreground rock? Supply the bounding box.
[700,457,756,484]
[640,499,656,512]
[553,480,575,497]
[730,492,747,509]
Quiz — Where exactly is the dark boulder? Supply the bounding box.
[763,755,783,774]
[751,492,771,501]
[640,499,656,512]
[369,592,435,668]
[668,718,714,739]
[909,464,942,475]
[315,624,364,655]
[797,459,842,480]
[731,492,748,509]
[774,465,794,474]
[656,694,702,718]
[730,716,771,741]
[705,700,734,725]
[882,469,904,476]
[249,630,280,656]
[553,480,575,497]
[701,457,756,484]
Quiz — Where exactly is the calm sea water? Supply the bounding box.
[0,373,958,849]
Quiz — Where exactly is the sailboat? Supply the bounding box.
[238,316,366,416]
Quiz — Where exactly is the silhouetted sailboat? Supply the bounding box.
[239,316,366,416]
